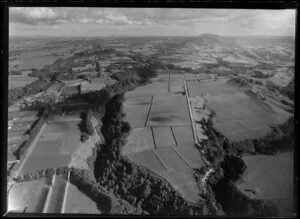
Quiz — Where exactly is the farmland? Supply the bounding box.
[238,152,294,216]
[186,76,291,142]
[18,113,81,176]
[47,175,67,213]
[7,33,294,216]
[123,71,205,203]
[8,178,50,213]
[9,75,38,89]
[64,182,102,214]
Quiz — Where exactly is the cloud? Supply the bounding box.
[10,7,60,25]
[9,7,155,26]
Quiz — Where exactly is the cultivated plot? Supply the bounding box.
[187,80,291,142]
[122,128,155,155]
[9,75,37,89]
[124,95,152,128]
[160,168,200,203]
[64,183,103,214]
[148,94,191,127]
[19,155,71,175]
[47,175,67,213]
[127,149,167,175]
[152,127,176,148]
[185,73,210,81]
[169,74,185,93]
[171,126,194,145]
[126,75,169,96]
[8,178,49,213]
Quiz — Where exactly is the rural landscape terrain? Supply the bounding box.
[7,34,295,216]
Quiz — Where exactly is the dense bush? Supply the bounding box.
[221,155,247,183]
[101,94,131,159]
[94,148,209,215]
[211,180,278,217]
[8,79,52,106]
[70,167,142,214]
[78,109,95,142]
[94,93,211,215]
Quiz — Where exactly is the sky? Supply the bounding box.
[9,8,296,37]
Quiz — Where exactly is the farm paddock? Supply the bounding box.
[18,118,81,176]
[186,78,291,142]
[64,182,102,214]
[8,178,49,213]
[238,152,294,217]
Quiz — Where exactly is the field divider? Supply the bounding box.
[170,126,178,146]
[171,147,193,168]
[61,171,70,214]
[150,127,157,150]
[183,74,197,145]
[145,95,154,127]
[43,174,56,213]
[168,71,171,92]
[152,150,168,170]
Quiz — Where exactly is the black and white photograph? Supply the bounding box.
[4,6,296,217]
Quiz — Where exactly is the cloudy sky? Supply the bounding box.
[9,7,296,37]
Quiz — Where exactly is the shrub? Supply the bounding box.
[221,155,247,182]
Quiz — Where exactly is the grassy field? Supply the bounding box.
[126,75,169,96]
[238,152,294,216]
[64,182,102,214]
[122,128,155,155]
[127,149,167,174]
[8,111,38,120]
[169,74,185,93]
[148,94,191,127]
[171,126,194,145]
[123,73,205,203]
[187,79,291,142]
[124,95,152,128]
[185,73,210,81]
[152,127,176,148]
[19,119,81,175]
[8,178,49,213]
[9,75,38,89]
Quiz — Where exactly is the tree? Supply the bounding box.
[221,155,247,182]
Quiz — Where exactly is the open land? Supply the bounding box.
[238,152,294,217]
[8,178,50,213]
[123,71,205,203]
[8,35,294,215]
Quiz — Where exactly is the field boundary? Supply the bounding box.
[151,127,157,149]
[171,147,192,168]
[152,150,168,170]
[145,95,154,127]
[43,174,56,213]
[61,171,71,213]
[170,127,178,146]
[184,74,197,145]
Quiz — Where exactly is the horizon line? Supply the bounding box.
[9,33,295,39]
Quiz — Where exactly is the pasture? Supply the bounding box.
[64,182,102,214]
[19,119,81,176]
[47,176,67,213]
[148,94,191,127]
[187,78,291,142]
[8,178,49,213]
[123,72,205,202]
[9,75,37,89]
[239,152,294,217]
